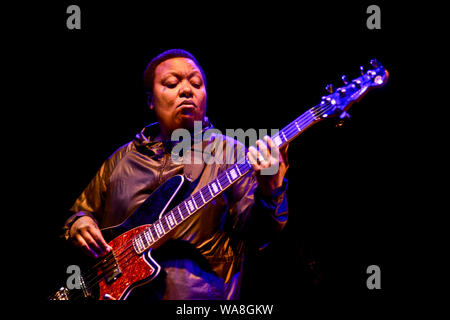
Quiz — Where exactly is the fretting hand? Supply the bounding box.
[247,136,289,197]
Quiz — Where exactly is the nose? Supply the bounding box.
[179,81,193,98]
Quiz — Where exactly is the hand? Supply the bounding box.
[69,216,112,259]
[247,136,289,197]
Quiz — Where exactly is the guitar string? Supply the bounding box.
[63,101,339,299]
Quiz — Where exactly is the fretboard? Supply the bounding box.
[132,104,325,254]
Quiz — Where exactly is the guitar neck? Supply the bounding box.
[132,105,324,254]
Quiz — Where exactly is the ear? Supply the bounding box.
[146,92,154,110]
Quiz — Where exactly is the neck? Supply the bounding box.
[157,126,172,142]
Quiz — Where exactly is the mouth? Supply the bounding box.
[177,100,197,108]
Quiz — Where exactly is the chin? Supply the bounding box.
[177,116,197,131]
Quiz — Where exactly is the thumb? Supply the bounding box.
[279,143,289,165]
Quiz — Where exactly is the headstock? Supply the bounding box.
[312,59,389,122]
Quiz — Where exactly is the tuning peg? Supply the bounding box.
[360,65,365,75]
[336,120,345,128]
[341,75,349,85]
[370,59,379,68]
[339,111,351,119]
[352,79,362,89]
[325,84,334,93]
[337,87,347,97]
[336,111,350,128]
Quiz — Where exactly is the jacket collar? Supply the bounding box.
[134,122,215,182]
[135,121,215,152]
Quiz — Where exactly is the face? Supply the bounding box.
[150,57,207,137]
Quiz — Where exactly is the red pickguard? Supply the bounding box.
[99,225,158,300]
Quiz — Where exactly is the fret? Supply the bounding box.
[202,186,212,202]
[184,201,191,215]
[281,130,287,142]
[138,236,145,252]
[210,181,219,195]
[187,198,196,212]
[216,178,223,190]
[181,205,190,218]
[142,229,150,244]
[222,174,231,187]
[142,233,150,247]
[238,161,251,175]
[177,202,186,220]
[143,232,150,246]
[193,194,202,208]
[144,228,154,243]
[199,189,206,204]
[235,164,242,176]
[167,211,175,227]
[149,225,158,241]
[134,236,144,253]
[285,124,299,141]
[178,203,184,220]
[229,167,238,181]
[272,134,282,147]
[225,171,232,184]
[137,234,147,249]
[206,184,214,198]
[175,207,183,223]
[295,121,302,132]
[161,217,170,233]
[309,108,319,121]
[154,221,164,237]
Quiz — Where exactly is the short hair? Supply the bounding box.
[143,49,207,98]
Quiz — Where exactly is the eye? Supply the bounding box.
[190,77,202,88]
[164,80,178,88]
[161,75,179,88]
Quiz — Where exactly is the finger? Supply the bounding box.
[247,149,261,170]
[75,234,99,259]
[264,136,279,160]
[80,229,103,257]
[247,148,259,166]
[279,142,289,154]
[256,139,270,161]
[89,228,112,255]
[279,142,289,165]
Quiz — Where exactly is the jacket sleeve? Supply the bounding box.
[62,145,128,239]
[226,141,288,249]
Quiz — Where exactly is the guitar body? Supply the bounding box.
[97,174,189,300]
[99,225,159,300]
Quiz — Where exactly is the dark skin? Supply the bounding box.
[69,57,288,261]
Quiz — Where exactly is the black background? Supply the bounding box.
[7,0,436,315]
